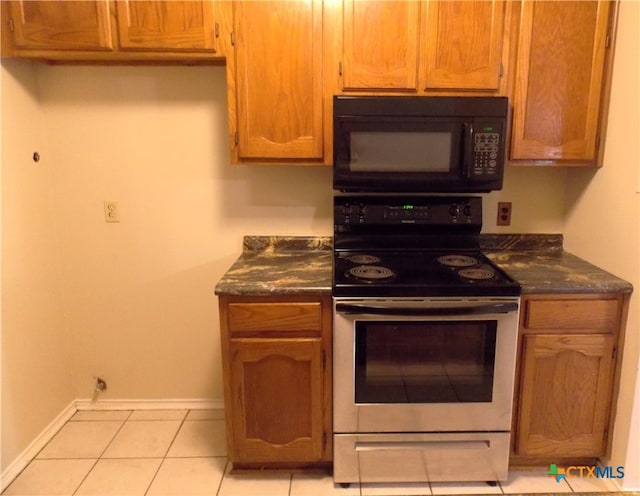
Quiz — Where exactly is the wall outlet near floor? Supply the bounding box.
[103,201,120,223]
[497,202,512,226]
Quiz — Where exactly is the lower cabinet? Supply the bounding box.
[218,295,332,468]
[512,294,628,464]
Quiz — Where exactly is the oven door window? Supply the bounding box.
[354,320,497,404]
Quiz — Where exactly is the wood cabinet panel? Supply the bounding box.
[218,295,332,467]
[342,0,420,91]
[337,0,507,94]
[517,333,614,456]
[115,0,216,51]
[423,0,505,90]
[232,1,324,160]
[229,338,324,462]
[227,302,322,336]
[8,0,113,51]
[525,299,619,331]
[511,0,612,162]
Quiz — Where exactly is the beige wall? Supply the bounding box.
[37,65,335,401]
[1,60,75,471]
[563,0,639,488]
[0,61,567,470]
[33,63,567,405]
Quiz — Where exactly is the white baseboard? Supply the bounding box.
[0,397,224,492]
[0,400,77,492]
[74,398,224,411]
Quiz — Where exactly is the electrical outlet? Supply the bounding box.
[497,202,512,226]
[104,201,120,223]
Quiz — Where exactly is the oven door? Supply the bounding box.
[333,297,520,433]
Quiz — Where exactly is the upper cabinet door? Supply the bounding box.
[511,1,612,162]
[9,0,114,51]
[233,1,324,160]
[342,0,421,91]
[115,1,216,51]
[423,0,505,91]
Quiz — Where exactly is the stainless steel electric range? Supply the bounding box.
[332,195,521,484]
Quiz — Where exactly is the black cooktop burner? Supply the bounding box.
[458,266,496,280]
[334,251,520,297]
[347,254,381,265]
[347,265,396,282]
[437,254,479,268]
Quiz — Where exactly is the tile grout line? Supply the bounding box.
[161,409,190,459]
[143,409,190,496]
[95,410,133,458]
[71,409,133,496]
[71,458,101,496]
[214,459,230,496]
[142,458,165,496]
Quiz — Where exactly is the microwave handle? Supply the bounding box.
[463,122,474,179]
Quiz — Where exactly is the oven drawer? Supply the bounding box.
[334,432,510,483]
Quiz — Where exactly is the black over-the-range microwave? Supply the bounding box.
[333,95,508,193]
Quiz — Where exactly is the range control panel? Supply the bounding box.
[334,196,483,227]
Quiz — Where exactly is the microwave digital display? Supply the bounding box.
[350,131,452,173]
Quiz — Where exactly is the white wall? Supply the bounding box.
[563,0,640,489]
[0,60,75,472]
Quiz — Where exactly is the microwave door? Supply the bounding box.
[333,117,467,192]
[350,130,454,174]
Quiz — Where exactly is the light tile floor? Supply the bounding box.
[2,409,621,496]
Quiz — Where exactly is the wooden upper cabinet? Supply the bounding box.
[232,1,323,161]
[423,0,505,91]
[337,0,506,93]
[511,1,613,162]
[8,0,114,51]
[4,0,222,59]
[342,0,420,91]
[115,1,216,52]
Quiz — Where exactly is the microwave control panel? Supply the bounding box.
[471,120,504,179]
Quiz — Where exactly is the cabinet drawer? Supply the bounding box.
[228,302,322,336]
[525,299,618,331]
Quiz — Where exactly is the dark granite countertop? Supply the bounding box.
[485,249,633,295]
[215,234,633,297]
[214,236,333,296]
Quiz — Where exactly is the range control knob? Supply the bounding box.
[449,204,460,218]
[463,204,472,217]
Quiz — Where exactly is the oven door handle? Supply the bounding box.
[335,302,518,317]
